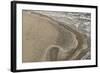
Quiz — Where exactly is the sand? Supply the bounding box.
[22,10,89,62]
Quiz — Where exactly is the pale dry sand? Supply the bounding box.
[22,10,89,62]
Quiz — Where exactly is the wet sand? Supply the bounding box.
[22,10,89,62]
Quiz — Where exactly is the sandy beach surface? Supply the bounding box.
[22,10,90,62]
